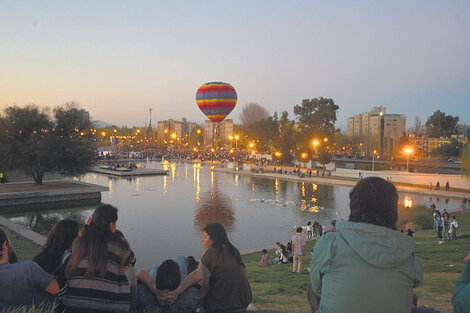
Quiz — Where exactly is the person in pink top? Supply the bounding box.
[292,227,306,274]
[258,249,274,267]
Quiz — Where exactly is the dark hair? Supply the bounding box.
[349,177,398,230]
[262,249,267,254]
[0,229,18,263]
[296,227,302,233]
[186,256,198,274]
[43,219,79,269]
[155,259,181,291]
[203,223,243,266]
[66,205,118,278]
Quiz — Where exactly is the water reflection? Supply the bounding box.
[4,162,464,269]
[194,176,235,233]
[8,207,92,235]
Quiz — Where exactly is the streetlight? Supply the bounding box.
[234,134,239,149]
[372,150,377,171]
[312,140,319,156]
[301,152,308,168]
[404,147,413,172]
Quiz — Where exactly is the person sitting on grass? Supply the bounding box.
[33,219,79,287]
[0,229,60,310]
[62,205,136,313]
[258,249,274,267]
[309,177,423,313]
[452,252,470,313]
[136,257,201,312]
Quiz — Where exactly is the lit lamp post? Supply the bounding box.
[404,147,413,172]
[312,140,319,157]
[234,135,239,149]
[301,152,308,167]
[372,149,377,171]
[229,135,234,148]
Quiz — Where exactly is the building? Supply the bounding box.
[346,106,405,155]
[156,119,183,144]
[204,119,233,145]
[409,134,468,157]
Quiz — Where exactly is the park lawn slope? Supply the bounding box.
[244,211,470,313]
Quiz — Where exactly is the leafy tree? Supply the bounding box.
[432,139,464,158]
[276,111,297,164]
[425,110,459,138]
[245,115,279,152]
[318,151,332,168]
[238,103,269,129]
[461,145,470,177]
[293,97,339,136]
[0,103,96,184]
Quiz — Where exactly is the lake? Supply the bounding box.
[5,161,461,269]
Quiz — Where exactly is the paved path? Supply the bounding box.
[0,215,46,246]
[213,168,470,200]
[0,180,89,194]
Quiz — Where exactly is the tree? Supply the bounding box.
[238,103,269,129]
[432,139,464,158]
[318,151,332,169]
[276,111,297,164]
[461,146,470,177]
[412,116,422,136]
[425,110,459,138]
[293,97,339,136]
[0,103,96,184]
[245,115,279,152]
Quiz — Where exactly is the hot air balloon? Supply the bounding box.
[196,82,237,123]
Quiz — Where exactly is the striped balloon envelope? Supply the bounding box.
[196,82,237,123]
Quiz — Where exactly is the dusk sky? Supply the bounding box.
[1,1,469,130]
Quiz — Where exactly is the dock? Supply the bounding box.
[0,180,108,213]
[91,166,168,177]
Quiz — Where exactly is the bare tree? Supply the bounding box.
[413,116,422,136]
[239,103,269,128]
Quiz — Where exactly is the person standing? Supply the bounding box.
[306,221,313,239]
[451,217,459,240]
[443,215,450,240]
[292,227,306,274]
[429,182,432,191]
[445,181,450,191]
[436,212,443,239]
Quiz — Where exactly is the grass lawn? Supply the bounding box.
[3,210,469,313]
[0,226,42,261]
[243,211,470,313]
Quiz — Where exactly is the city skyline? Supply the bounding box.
[1,1,469,129]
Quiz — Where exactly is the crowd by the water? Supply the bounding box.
[97,148,280,168]
[1,177,470,313]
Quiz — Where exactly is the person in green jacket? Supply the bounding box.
[452,253,470,313]
[309,177,423,313]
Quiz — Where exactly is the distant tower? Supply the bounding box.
[146,108,153,140]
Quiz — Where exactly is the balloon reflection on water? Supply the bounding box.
[194,178,235,233]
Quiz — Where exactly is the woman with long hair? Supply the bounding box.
[62,205,136,312]
[164,223,251,312]
[33,219,79,275]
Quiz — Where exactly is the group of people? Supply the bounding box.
[429,181,451,191]
[433,208,459,240]
[0,206,252,313]
[2,176,470,313]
